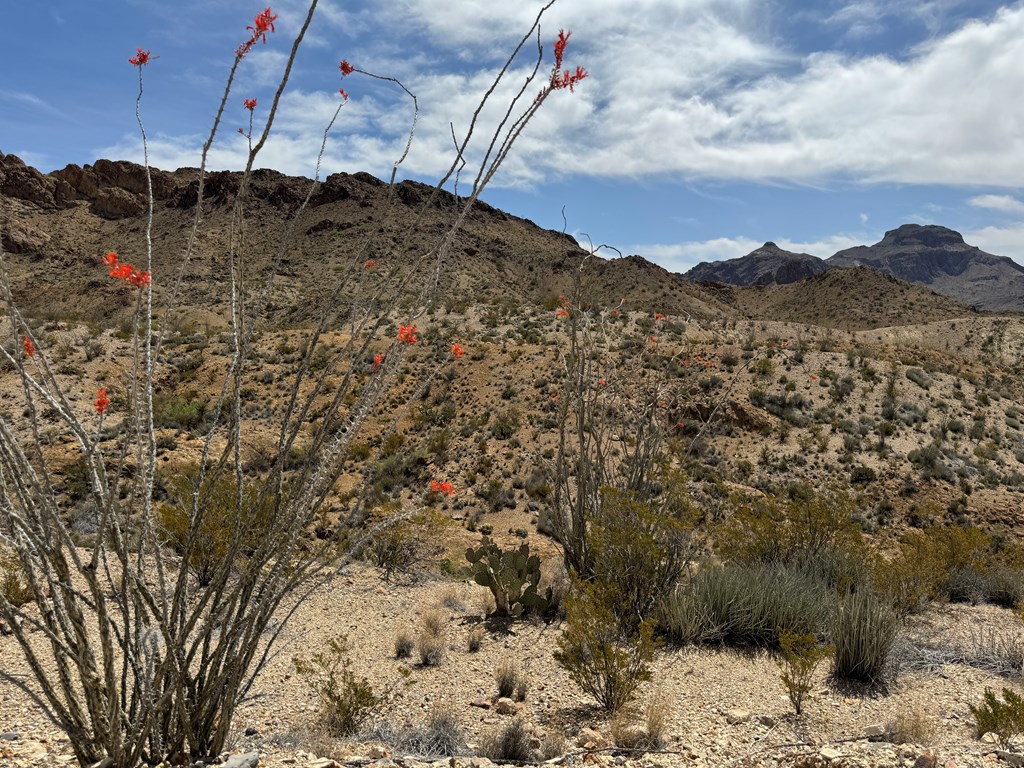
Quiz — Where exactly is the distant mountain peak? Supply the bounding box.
[880,223,967,249]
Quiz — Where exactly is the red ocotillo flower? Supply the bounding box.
[22,337,35,357]
[95,388,110,415]
[373,353,383,371]
[397,324,418,344]
[339,59,354,76]
[243,97,257,111]
[430,480,455,496]
[451,343,464,359]
[129,48,157,67]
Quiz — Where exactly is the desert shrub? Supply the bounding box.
[479,718,533,763]
[0,550,33,608]
[906,368,932,389]
[417,610,446,666]
[366,508,445,581]
[467,625,484,653]
[884,708,936,745]
[554,582,659,713]
[831,590,898,685]
[490,407,520,440]
[589,487,696,629]
[969,687,1024,748]
[293,636,385,736]
[660,563,831,648]
[152,391,208,430]
[494,658,526,699]
[778,630,833,715]
[386,705,466,758]
[156,466,274,586]
[716,487,867,589]
[394,628,414,659]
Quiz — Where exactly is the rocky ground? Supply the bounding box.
[3,562,1024,768]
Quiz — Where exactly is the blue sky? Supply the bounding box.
[3,0,1024,271]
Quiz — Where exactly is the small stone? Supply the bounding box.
[494,697,518,715]
[578,727,609,749]
[996,752,1024,767]
[223,753,260,768]
[819,747,843,761]
[244,726,260,737]
[725,709,751,725]
[0,733,20,741]
[982,733,1002,745]
[367,745,390,759]
[913,752,939,768]
[470,699,492,710]
[864,723,887,738]
[309,760,342,768]
[756,715,776,728]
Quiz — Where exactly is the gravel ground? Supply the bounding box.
[2,563,1023,768]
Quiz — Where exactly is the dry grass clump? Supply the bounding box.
[885,708,936,745]
[394,627,414,659]
[467,625,484,653]
[479,718,533,763]
[494,658,528,700]
[418,609,447,666]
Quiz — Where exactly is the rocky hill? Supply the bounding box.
[0,152,727,325]
[706,266,978,331]
[828,223,1024,313]
[685,241,829,286]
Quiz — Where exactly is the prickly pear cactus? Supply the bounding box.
[465,536,549,617]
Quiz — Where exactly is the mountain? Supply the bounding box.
[0,152,727,323]
[702,266,977,331]
[684,242,830,286]
[827,224,1024,313]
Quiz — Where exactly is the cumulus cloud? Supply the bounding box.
[964,223,1024,263]
[969,194,1024,214]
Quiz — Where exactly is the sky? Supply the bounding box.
[3,0,1024,272]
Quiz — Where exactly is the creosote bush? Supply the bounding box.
[969,687,1024,748]
[554,582,659,713]
[293,636,386,736]
[778,630,833,715]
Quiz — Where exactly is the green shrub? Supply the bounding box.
[969,687,1024,748]
[590,487,695,628]
[660,563,831,648]
[156,466,274,586]
[153,391,208,430]
[293,636,385,736]
[554,582,659,713]
[831,590,897,685]
[1,551,33,608]
[778,630,833,715]
[716,487,867,589]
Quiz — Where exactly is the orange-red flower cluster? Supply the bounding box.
[654,312,665,321]
[339,88,349,101]
[102,251,151,288]
[552,66,588,93]
[397,324,418,344]
[95,388,109,415]
[364,260,377,269]
[237,7,278,57]
[452,343,464,359]
[554,30,570,70]
[373,353,384,371]
[22,337,35,357]
[129,48,156,67]
[430,480,455,496]
[243,97,257,111]
[555,307,569,318]
[339,59,354,76]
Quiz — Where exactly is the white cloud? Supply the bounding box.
[968,194,1024,214]
[964,223,1024,263]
